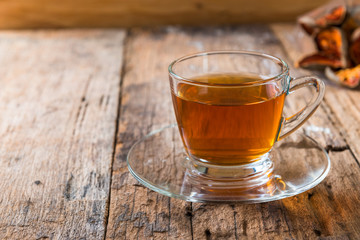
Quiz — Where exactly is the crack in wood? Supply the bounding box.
[279,201,295,240]
[186,203,194,240]
[64,173,75,200]
[73,105,83,137]
[205,229,211,240]
[232,205,239,240]
[348,147,360,169]
[82,183,91,199]
[36,236,51,240]
[134,211,146,238]
[242,220,247,237]
[126,185,137,239]
[321,97,360,168]
[132,183,146,188]
[99,95,104,107]
[21,198,33,226]
[79,102,88,127]
[72,74,92,138]
[325,145,349,153]
[153,212,170,233]
[103,30,129,240]
[168,197,171,238]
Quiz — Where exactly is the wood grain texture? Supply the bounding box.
[107,25,360,239]
[0,29,125,239]
[0,0,329,29]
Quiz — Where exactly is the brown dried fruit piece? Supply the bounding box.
[298,4,346,35]
[316,27,347,58]
[298,27,347,69]
[325,65,360,88]
[298,53,344,69]
[316,5,346,27]
[350,28,360,65]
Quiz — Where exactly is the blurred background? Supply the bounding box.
[0,0,329,29]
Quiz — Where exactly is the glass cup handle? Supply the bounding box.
[278,76,325,140]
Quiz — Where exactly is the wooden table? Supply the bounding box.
[0,24,359,239]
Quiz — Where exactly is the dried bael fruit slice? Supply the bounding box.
[315,27,347,58]
[298,53,344,69]
[325,66,360,88]
[298,3,347,35]
[298,27,348,69]
[316,5,347,27]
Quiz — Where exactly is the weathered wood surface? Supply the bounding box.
[0,30,125,239]
[107,26,360,239]
[1,24,360,240]
[0,0,329,29]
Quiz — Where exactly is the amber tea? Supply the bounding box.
[171,73,286,165]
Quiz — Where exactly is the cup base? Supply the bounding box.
[127,124,330,203]
[184,154,278,199]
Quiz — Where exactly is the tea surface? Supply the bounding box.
[172,73,286,165]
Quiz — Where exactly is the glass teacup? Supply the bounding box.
[168,51,325,190]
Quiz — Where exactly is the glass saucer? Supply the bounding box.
[127,124,331,203]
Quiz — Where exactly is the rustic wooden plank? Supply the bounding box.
[0,0,328,29]
[0,30,125,239]
[106,29,195,239]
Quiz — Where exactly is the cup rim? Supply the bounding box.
[168,50,289,86]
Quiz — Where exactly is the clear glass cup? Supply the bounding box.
[168,50,325,191]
